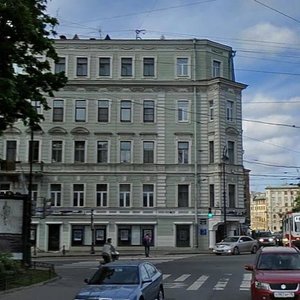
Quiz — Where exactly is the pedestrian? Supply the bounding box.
[143,233,151,257]
[102,238,113,264]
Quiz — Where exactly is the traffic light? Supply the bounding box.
[208,207,213,218]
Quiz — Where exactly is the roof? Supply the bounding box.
[105,260,148,267]
[260,246,300,254]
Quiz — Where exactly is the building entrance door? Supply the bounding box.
[176,225,190,247]
[48,224,60,251]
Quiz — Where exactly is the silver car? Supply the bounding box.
[213,235,259,255]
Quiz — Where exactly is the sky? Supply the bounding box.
[46,0,300,192]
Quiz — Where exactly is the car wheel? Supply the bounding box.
[156,286,164,300]
[251,245,258,254]
[233,247,240,255]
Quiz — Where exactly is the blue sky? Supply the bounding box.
[47,0,300,192]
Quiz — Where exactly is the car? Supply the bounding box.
[213,235,259,255]
[245,246,300,300]
[73,260,164,300]
[255,231,277,247]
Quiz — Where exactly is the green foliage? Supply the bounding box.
[0,252,20,274]
[0,0,67,132]
[292,194,300,212]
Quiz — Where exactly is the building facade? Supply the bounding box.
[250,192,267,231]
[0,38,247,252]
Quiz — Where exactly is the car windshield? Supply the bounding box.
[257,254,300,270]
[256,232,273,237]
[222,237,239,243]
[88,266,139,284]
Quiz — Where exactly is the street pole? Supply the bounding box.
[90,209,95,254]
[222,146,228,239]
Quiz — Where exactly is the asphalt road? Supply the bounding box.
[0,253,255,300]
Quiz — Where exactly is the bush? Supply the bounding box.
[0,252,20,275]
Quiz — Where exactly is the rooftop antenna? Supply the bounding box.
[135,29,146,40]
[98,26,102,39]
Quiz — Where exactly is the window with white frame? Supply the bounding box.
[209,100,214,121]
[120,141,131,163]
[74,141,85,163]
[209,141,214,164]
[120,100,131,122]
[178,184,189,207]
[177,100,189,122]
[143,184,154,207]
[121,58,132,77]
[143,141,154,163]
[226,100,234,122]
[212,60,221,77]
[176,58,189,77]
[52,141,63,163]
[178,141,189,164]
[76,57,88,76]
[75,100,86,122]
[119,184,130,207]
[227,141,235,164]
[50,184,61,206]
[55,57,66,74]
[31,184,38,204]
[53,99,64,122]
[31,100,42,115]
[143,100,154,122]
[98,100,109,122]
[96,184,108,207]
[228,184,236,207]
[97,141,108,163]
[73,184,84,206]
[143,57,155,77]
[6,140,17,161]
[99,57,111,76]
[28,140,39,162]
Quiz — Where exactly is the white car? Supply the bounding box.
[213,235,259,255]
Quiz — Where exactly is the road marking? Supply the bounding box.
[213,276,230,290]
[163,274,171,280]
[240,273,251,290]
[186,275,209,290]
[174,274,191,282]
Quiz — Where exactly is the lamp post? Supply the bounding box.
[90,209,95,254]
[222,146,229,239]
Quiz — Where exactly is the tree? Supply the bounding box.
[0,0,67,132]
[292,194,300,212]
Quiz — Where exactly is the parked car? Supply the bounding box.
[73,260,164,300]
[255,231,277,247]
[245,246,300,300]
[213,235,259,255]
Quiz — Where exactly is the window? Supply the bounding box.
[55,57,66,74]
[6,141,16,161]
[143,141,154,163]
[228,184,236,207]
[226,100,234,121]
[120,100,131,122]
[212,60,221,77]
[53,99,64,122]
[73,184,84,206]
[209,184,215,208]
[209,141,214,163]
[227,141,235,164]
[178,185,189,207]
[99,57,111,76]
[143,184,154,207]
[52,141,63,163]
[121,58,132,76]
[50,184,61,206]
[96,184,108,207]
[72,225,84,246]
[120,141,131,163]
[97,141,108,163]
[31,100,42,115]
[177,58,189,76]
[119,184,130,207]
[75,100,86,122]
[143,100,154,122]
[0,184,10,194]
[98,100,109,122]
[143,58,154,77]
[178,142,189,164]
[76,57,88,76]
[178,100,189,122]
[209,100,214,121]
[28,141,39,162]
[74,141,85,163]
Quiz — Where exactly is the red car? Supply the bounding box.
[245,246,300,300]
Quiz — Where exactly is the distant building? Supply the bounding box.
[250,192,267,231]
[0,38,247,252]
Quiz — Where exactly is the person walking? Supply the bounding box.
[102,238,113,264]
[143,233,151,257]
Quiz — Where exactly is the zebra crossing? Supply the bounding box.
[163,272,252,291]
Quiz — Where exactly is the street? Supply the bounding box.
[0,253,255,300]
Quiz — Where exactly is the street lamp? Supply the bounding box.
[90,209,95,254]
[222,146,229,239]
